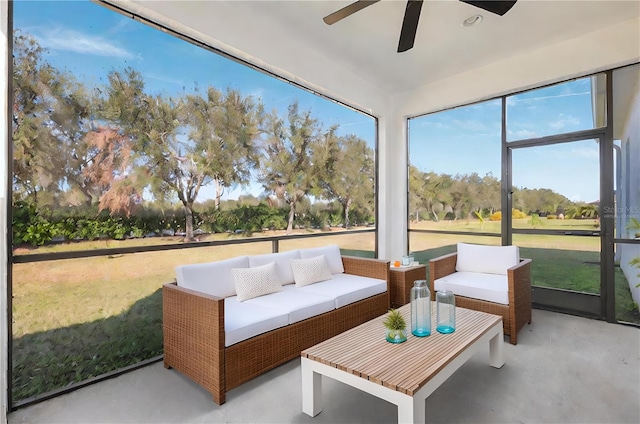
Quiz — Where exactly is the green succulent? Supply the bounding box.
[383,309,407,331]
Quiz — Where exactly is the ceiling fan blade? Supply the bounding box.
[397,0,423,53]
[459,0,517,16]
[323,0,381,25]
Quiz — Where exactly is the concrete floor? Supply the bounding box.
[8,309,640,424]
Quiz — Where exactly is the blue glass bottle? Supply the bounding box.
[411,280,431,337]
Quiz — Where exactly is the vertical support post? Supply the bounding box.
[602,70,616,323]
[271,239,279,254]
[301,358,323,417]
[1,0,12,414]
[501,96,512,247]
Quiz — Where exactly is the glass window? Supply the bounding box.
[506,75,606,142]
[408,99,502,233]
[11,0,376,403]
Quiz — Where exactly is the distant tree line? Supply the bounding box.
[11,31,374,245]
[409,165,598,222]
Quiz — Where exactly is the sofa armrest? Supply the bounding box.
[429,252,458,293]
[342,256,390,282]
[162,282,226,404]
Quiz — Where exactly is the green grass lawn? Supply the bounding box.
[10,227,639,402]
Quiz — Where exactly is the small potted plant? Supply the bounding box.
[383,308,408,343]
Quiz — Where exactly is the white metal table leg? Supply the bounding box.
[489,326,505,368]
[301,357,323,417]
[397,395,425,424]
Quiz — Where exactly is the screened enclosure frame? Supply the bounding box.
[408,65,640,325]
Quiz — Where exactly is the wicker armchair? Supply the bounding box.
[429,250,532,345]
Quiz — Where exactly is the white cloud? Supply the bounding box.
[570,145,599,160]
[451,119,486,132]
[548,113,580,130]
[337,119,371,130]
[514,129,537,138]
[420,120,449,130]
[39,27,134,59]
[144,73,184,87]
[508,91,590,107]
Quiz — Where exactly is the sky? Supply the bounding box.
[409,78,601,203]
[13,0,376,199]
[14,0,600,204]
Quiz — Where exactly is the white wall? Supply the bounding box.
[0,0,9,421]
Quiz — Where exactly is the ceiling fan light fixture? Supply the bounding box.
[462,14,483,27]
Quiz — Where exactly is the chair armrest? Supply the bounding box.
[507,258,532,332]
[507,258,532,293]
[429,252,458,293]
[342,256,390,282]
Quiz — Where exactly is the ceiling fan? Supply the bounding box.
[323,0,518,53]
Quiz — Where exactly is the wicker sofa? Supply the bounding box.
[429,243,532,345]
[163,245,390,404]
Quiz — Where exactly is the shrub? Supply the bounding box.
[512,209,527,219]
[547,214,557,220]
[489,211,502,221]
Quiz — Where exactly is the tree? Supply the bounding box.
[318,134,374,228]
[97,69,262,241]
[182,87,262,211]
[12,30,90,207]
[76,127,137,214]
[408,165,427,222]
[259,103,325,234]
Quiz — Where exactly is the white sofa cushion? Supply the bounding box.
[456,243,520,276]
[434,271,509,305]
[232,262,283,301]
[290,255,333,287]
[176,256,249,298]
[247,287,336,324]
[295,273,387,309]
[224,297,289,347]
[300,245,344,274]
[249,250,301,285]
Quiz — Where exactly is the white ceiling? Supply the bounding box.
[113,0,639,115]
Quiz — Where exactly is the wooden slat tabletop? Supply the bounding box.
[302,303,502,396]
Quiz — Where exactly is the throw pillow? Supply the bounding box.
[290,255,333,287]
[299,245,344,274]
[232,262,283,301]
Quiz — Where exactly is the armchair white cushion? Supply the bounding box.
[456,242,519,275]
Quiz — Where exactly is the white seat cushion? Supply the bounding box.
[176,256,249,298]
[434,271,509,305]
[456,243,519,276]
[294,273,387,309]
[249,250,301,285]
[300,245,344,274]
[244,287,335,324]
[224,297,289,347]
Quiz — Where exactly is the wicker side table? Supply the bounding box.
[389,264,427,308]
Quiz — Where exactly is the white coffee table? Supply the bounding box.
[301,303,504,423]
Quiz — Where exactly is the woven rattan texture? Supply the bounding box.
[389,265,427,308]
[163,255,390,404]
